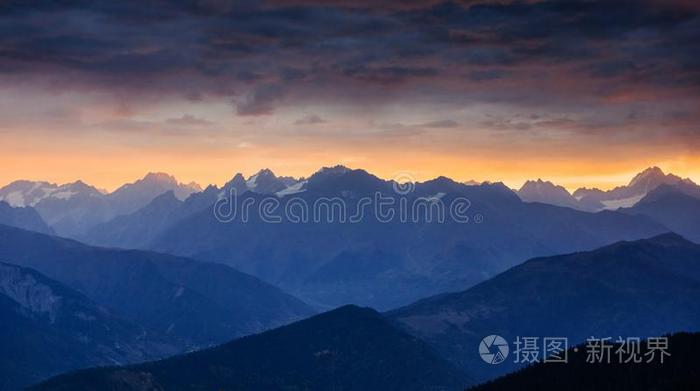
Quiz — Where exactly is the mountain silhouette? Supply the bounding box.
[83,191,184,248]
[469,333,700,391]
[0,201,52,234]
[573,167,698,210]
[388,234,700,383]
[33,305,470,391]
[0,174,201,237]
[106,172,201,217]
[0,224,314,351]
[246,168,291,194]
[146,167,667,309]
[517,179,584,210]
[0,262,173,390]
[621,184,700,242]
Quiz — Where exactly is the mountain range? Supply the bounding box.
[32,305,470,391]
[0,224,314,352]
[0,201,52,234]
[388,233,700,383]
[517,179,583,210]
[143,167,667,309]
[29,234,700,390]
[0,174,201,237]
[517,166,700,212]
[0,262,172,390]
[2,166,696,311]
[1,164,698,390]
[620,184,700,242]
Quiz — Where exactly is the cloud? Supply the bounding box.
[419,119,459,128]
[166,114,214,127]
[294,114,327,125]
[0,0,697,137]
[236,84,287,116]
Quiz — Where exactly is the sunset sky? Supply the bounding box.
[1,0,699,191]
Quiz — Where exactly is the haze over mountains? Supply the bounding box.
[0,201,52,234]
[3,165,695,310]
[0,224,314,388]
[99,166,669,309]
[0,165,698,389]
[0,173,201,237]
[29,234,700,391]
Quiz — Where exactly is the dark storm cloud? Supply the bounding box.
[0,0,698,121]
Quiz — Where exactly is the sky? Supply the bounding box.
[1,0,699,191]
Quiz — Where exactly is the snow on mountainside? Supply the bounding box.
[517,167,700,212]
[0,180,104,207]
[0,173,202,237]
[246,169,290,194]
[573,166,698,210]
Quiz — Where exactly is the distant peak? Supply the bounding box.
[424,176,458,186]
[143,172,177,183]
[519,179,567,193]
[183,181,202,192]
[247,169,277,183]
[255,168,276,177]
[629,166,666,186]
[316,165,351,176]
[222,173,247,191]
[306,165,353,183]
[642,166,664,175]
[65,180,99,192]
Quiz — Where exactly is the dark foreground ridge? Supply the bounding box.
[470,332,700,391]
[33,305,471,391]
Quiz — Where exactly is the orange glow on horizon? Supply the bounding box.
[4,139,699,193]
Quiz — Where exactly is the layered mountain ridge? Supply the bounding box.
[0,224,315,352]
[33,305,471,391]
[0,262,172,390]
[388,233,700,383]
